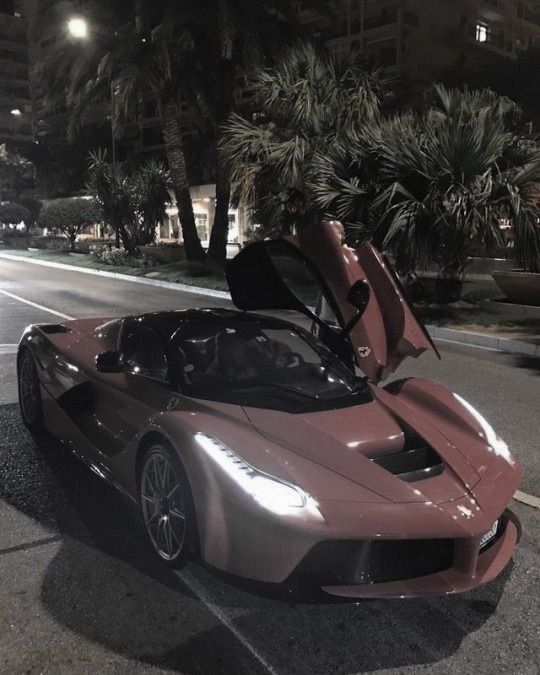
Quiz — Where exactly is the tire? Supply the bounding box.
[18,348,44,433]
[138,442,198,568]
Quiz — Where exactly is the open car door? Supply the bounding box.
[226,220,438,383]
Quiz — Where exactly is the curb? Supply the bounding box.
[0,252,231,300]
[1,252,538,359]
[427,325,540,359]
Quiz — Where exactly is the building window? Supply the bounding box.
[476,21,489,43]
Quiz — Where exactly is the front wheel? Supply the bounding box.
[18,349,44,433]
[138,444,198,568]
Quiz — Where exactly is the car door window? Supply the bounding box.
[266,241,341,329]
[121,322,168,381]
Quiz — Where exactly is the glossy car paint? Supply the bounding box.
[296,221,438,382]
[17,227,522,598]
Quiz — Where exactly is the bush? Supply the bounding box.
[1,229,26,248]
[30,235,69,250]
[1,228,25,240]
[89,243,155,268]
[74,237,115,254]
[144,240,181,249]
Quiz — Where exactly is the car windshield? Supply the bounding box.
[168,317,371,413]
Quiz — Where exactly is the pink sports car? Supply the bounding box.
[17,221,522,598]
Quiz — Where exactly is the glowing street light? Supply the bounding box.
[67,17,89,39]
[10,109,22,116]
[65,15,116,166]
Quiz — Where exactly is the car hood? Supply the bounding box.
[243,395,484,506]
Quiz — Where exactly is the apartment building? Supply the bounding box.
[0,0,32,145]
[17,1,540,244]
[298,0,540,83]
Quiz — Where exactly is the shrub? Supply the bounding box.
[89,243,155,268]
[30,235,69,250]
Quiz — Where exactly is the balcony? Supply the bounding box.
[479,0,506,19]
[522,9,540,26]
[350,8,418,35]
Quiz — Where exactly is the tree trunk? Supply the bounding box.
[160,99,205,261]
[207,151,231,266]
[435,243,468,304]
[117,221,135,255]
[434,265,464,304]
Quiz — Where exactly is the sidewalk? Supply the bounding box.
[1,251,539,359]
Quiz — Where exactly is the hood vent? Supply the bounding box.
[372,444,443,483]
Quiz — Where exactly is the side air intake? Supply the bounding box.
[39,324,72,334]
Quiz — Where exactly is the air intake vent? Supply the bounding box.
[372,445,443,482]
[292,538,455,586]
[40,324,72,334]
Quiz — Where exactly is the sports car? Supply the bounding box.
[17,220,522,598]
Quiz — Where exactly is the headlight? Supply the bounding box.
[453,394,515,465]
[195,433,323,519]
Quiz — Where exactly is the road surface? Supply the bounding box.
[0,256,538,675]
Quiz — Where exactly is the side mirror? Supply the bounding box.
[95,350,123,373]
[341,279,371,337]
[347,279,370,315]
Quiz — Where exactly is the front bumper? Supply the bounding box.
[200,486,520,598]
[319,510,519,598]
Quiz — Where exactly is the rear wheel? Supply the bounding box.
[18,349,44,433]
[138,444,198,568]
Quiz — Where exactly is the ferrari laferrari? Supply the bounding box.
[17,221,522,598]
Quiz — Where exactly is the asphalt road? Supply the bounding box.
[0,257,538,675]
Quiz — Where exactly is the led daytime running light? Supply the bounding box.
[194,433,322,518]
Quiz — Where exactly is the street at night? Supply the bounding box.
[0,258,538,674]
[2,0,540,672]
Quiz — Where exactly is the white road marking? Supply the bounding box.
[0,344,18,355]
[0,289,75,321]
[513,490,540,509]
[177,569,279,675]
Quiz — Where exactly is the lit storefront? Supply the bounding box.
[161,184,248,248]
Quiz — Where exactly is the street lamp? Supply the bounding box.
[10,109,22,116]
[67,17,88,39]
[66,16,116,165]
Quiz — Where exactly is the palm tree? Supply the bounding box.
[0,144,34,200]
[40,0,206,260]
[188,1,335,265]
[313,84,540,300]
[134,159,170,245]
[87,149,136,253]
[220,42,387,238]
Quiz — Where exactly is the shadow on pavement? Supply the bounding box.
[0,403,512,674]
[510,355,540,375]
